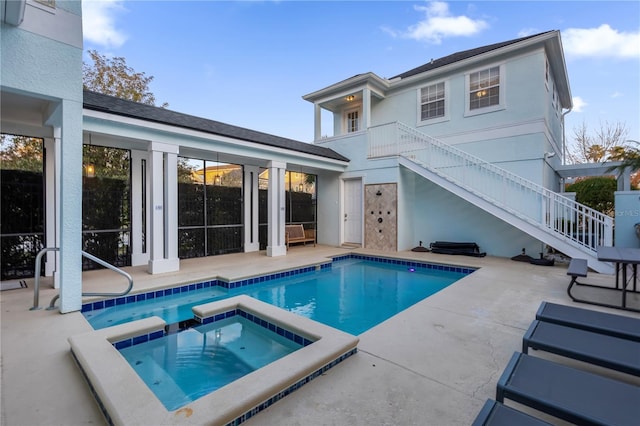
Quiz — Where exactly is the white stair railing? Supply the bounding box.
[368,122,613,254]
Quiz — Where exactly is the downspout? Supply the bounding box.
[560,106,573,193]
[561,106,572,166]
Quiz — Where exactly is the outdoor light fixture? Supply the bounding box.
[214,152,221,185]
[84,133,96,178]
[84,164,96,178]
[345,95,355,102]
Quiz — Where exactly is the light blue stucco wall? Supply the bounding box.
[366,47,560,187]
[400,167,543,257]
[614,191,640,248]
[1,0,84,313]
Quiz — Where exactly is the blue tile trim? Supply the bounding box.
[195,309,315,347]
[332,253,477,275]
[223,348,358,426]
[70,349,114,426]
[82,256,474,313]
[111,327,165,350]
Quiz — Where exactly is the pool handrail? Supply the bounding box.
[30,247,134,310]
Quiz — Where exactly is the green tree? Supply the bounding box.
[0,135,42,172]
[566,177,617,216]
[83,50,168,108]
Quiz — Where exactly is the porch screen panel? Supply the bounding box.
[0,135,44,280]
[205,165,242,256]
[82,145,131,270]
[178,158,243,258]
[287,171,317,233]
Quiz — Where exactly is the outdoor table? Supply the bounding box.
[597,246,640,310]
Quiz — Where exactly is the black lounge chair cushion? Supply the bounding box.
[429,241,486,257]
[523,320,640,376]
[497,352,640,426]
[472,399,552,426]
[536,301,640,342]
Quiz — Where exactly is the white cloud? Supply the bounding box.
[403,1,488,44]
[563,24,640,59]
[82,0,128,49]
[572,96,587,112]
[611,91,623,99]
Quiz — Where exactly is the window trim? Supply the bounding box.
[464,63,506,117]
[416,79,449,126]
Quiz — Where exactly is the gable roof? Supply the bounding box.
[82,90,349,162]
[391,31,556,80]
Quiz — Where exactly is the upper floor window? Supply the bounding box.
[469,66,500,110]
[420,82,445,121]
[345,108,359,133]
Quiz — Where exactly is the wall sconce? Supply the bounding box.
[84,164,96,178]
[476,90,487,98]
[345,95,355,102]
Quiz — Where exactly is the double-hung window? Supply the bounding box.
[467,65,502,113]
[420,82,445,121]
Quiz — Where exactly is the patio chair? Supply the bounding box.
[472,399,552,426]
[497,352,640,426]
[522,320,640,376]
[535,301,640,342]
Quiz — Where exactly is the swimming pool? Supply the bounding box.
[83,254,474,335]
[71,255,474,425]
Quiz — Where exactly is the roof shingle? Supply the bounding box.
[83,90,349,162]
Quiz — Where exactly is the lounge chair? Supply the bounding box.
[472,399,552,426]
[497,352,640,426]
[535,301,640,342]
[522,320,640,376]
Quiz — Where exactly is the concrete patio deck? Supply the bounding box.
[1,246,638,425]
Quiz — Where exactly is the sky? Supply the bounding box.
[81,0,640,151]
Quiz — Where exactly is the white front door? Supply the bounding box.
[343,179,362,244]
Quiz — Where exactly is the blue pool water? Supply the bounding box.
[119,315,302,410]
[84,256,472,335]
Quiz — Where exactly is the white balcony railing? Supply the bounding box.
[368,122,613,254]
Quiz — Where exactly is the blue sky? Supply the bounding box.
[82,0,640,150]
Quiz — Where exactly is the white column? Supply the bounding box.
[266,161,286,257]
[314,104,322,141]
[44,137,58,282]
[362,88,371,130]
[147,142,179,274]
[55,100,83,313]
[130,150,149,266]
[165,151,178,261]
[243,165,260,252]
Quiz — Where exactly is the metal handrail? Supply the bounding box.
[30,247,59,310]
[30,247,134,310]
[368,121,614,253]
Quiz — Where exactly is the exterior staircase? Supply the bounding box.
[368,122,614,274]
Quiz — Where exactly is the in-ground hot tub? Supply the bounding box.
[69,295,359,425]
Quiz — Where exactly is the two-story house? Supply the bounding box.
[305,30,613,272]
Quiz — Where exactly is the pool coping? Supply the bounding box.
[68,295,359,425]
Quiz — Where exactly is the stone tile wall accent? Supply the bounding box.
[364,183,397,251]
